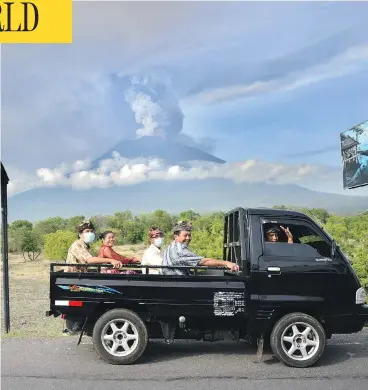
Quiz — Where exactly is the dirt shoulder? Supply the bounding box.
[1,244,146,338]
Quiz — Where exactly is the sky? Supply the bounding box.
[1,0,368,198]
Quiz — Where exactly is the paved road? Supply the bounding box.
[2,329,368,390]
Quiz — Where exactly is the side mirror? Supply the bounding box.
[331,240,336,258]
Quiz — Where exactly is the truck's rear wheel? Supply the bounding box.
[92,308,148,364]
[270,313,326,368]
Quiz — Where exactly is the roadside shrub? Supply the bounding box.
[43,230,76,261]
[21,230,43,261]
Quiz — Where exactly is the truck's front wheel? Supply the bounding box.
[92,308,148,364]
[270,313,326,368]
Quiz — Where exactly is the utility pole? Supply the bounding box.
[1,162,10,333]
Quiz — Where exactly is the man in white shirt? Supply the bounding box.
[141,226,164,274]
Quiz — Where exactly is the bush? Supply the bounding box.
[189,214,224,259]
[8,226,43,255]
[43,230,77,261]
[8,227,28,253]
[21,230,43,261]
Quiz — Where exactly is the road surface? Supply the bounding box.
[2,329,368,390]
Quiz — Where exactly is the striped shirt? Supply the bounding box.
[161,241,203,276]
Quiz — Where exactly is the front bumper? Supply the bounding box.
[323,304,368,334]
[357,304,368,325]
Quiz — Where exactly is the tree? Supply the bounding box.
[189,212,225,258]
[352,243,368,289]
[10,220,33,231]
[64,215,85,232]
[122,221,144,244]
[272,205,288,210]
[21,231,42,262]
[135,209,175,243]
[34,217,67,236]
[150,210,174,233]
[43,230,76,261]
[90,215,109,232]
[8,222,35,253]
[106,211,133,230]
[179,210,200,222]
[301,208,330,225]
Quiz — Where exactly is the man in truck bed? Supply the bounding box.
[160,220,239,275]
[64,220,122,334]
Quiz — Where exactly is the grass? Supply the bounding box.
[1,244,147,338]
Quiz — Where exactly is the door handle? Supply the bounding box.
[267,266,281,276]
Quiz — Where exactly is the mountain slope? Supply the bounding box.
[8,179,367,222]
[91,136,225,168]
[8,137,367,222]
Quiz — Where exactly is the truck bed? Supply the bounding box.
[49,265,248,328]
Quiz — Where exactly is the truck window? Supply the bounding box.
[262,221,331,259]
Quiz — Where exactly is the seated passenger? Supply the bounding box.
[161,221,239,276]
[265,225,293,244]
[66,221,123,273]
[98,231,141,274]
[141,226,164,274]
[64,221,123,335]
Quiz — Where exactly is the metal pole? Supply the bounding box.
[1,164,10,333]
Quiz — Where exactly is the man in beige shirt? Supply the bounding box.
[66,220,122,272]
[63,220,122,335]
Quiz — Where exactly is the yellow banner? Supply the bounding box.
[0,0,72,43]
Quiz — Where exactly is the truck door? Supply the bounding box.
[251,216,356,316]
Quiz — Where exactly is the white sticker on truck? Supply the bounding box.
[213,291,245,316]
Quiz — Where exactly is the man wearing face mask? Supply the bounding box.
[141,226,164,275]
[63,220,123,335]
[66,220,122,273]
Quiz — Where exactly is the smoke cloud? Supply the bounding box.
[123,70,184,139]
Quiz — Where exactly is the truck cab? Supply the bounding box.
[47,207,368,368]
[225,208,367,337]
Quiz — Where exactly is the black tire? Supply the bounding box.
[92,308,148,365]
[270,312,326,368]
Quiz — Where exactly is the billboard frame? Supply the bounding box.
[340,119,368,190]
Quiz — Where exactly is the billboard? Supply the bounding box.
[340,120,368,189]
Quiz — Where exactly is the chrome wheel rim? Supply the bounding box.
[281,321,320,361]
[101,319,139,357]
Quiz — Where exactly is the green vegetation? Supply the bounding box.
[43,230,77,260]
[6,206,368,288]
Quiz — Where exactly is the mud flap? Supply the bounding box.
[159,321,176,344]
[77,317,88,346]
[252,335,264,363]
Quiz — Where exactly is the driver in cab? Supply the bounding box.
[265,225,294,244]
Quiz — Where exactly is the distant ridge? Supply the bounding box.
[8,179,367,222]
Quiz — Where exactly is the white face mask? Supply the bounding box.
[83,232,95,244]
[154,237,164,248]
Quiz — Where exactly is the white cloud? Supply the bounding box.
[6,154,345,197]
[187,43,368,105]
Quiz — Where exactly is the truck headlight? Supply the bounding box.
[356,287,367,305]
